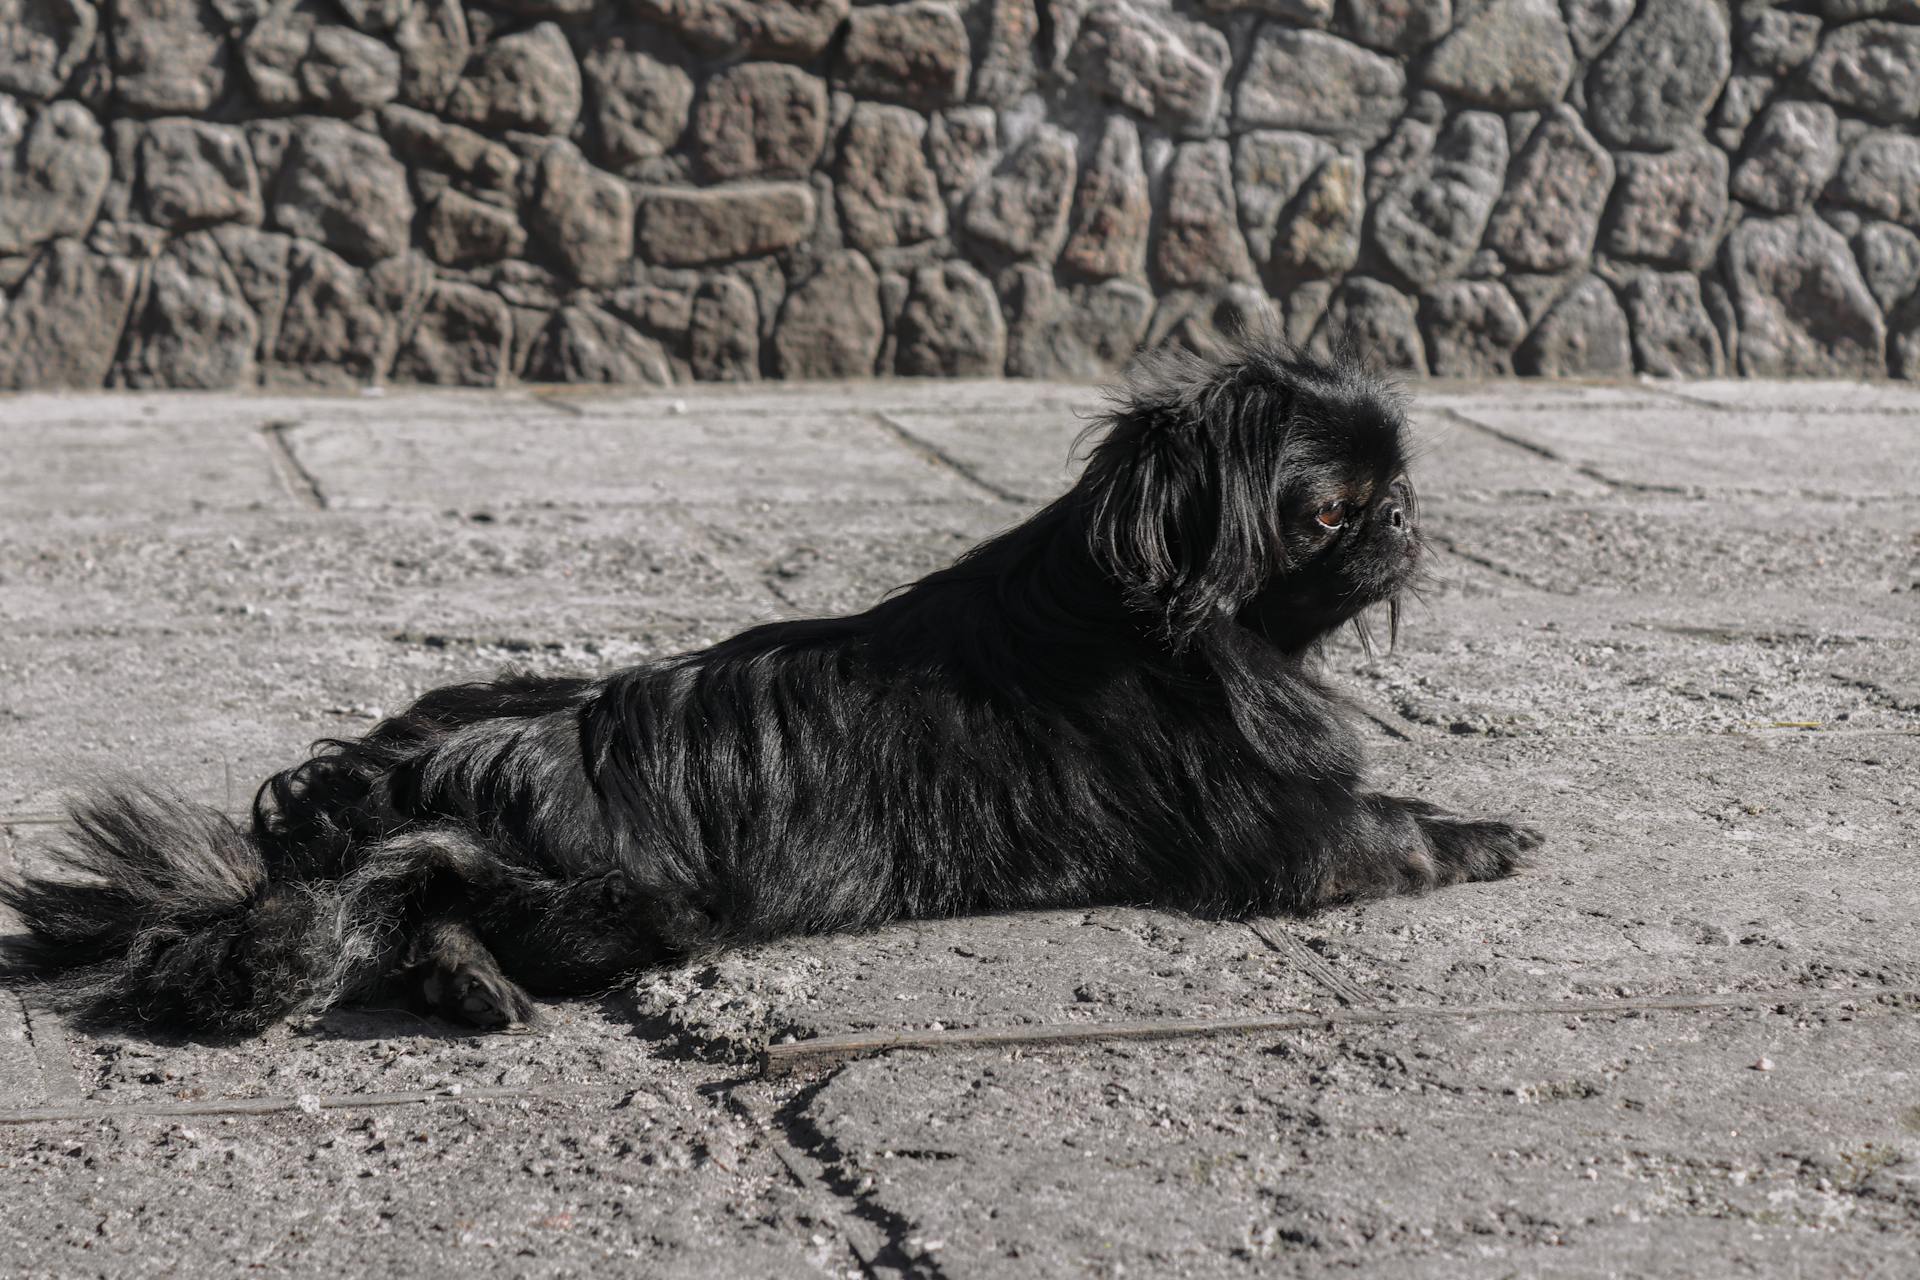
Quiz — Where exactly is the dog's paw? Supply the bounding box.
[1420,813,1542,884]
[417,959,537,1030]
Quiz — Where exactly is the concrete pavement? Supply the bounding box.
[2,377,1917,1277]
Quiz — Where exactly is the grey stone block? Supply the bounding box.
[1806,20,1920,124]
[580,41,692,170]
[1420,0,1573,111]
[1369,112,1508,288]
[895,259,1007,376]
[1153,139,1255,290]
[832,103,945,253]
[1059,114,1150,280]
[443,22,581,136]
[1724,213,1886,377]
[1236,26,1403,143]
[1585,0,1731,149]
[962,123,1076,263]
[1486,106,1612,273]
[834,0,970,110]
[772,249,884,379]
[690,61,826,182]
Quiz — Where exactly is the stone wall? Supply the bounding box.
[0,0,1916,388]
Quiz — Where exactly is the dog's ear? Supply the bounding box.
[1081,358,1290,649]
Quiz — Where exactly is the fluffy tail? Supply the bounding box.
[1,788,378,1033]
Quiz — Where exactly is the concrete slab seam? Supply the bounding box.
[870,412,1030,504]
[1435,407,1695,497]
[258,419,328,511]
[760,985,1920,1077]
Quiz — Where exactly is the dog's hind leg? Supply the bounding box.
[404,915,536,1029]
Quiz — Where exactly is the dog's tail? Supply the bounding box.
[1,788,395,1033]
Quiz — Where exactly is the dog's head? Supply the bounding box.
[1080,339,1421,653]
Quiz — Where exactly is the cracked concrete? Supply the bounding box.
[2,377,1917,1276]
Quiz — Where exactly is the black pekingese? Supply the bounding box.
[3,341,1540,1033]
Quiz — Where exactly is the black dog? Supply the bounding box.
[3,342,1539,1033]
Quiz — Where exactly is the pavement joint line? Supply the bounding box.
[1246,921,1373,1007]
[1434,407,1694,497]
[257,419,327,511]
[16,998,84,1107]
[0,1082,619,1127]
[1354,708,1417,742]
[1639,386,1920,415]
[1423,532,1564,594]
[757,985,1920,1077]
[868,411,1030,504]
[727,1088,905,1279]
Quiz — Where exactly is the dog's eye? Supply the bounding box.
[1314,500,1348,531]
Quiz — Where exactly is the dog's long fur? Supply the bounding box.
[2,342,1539,1033]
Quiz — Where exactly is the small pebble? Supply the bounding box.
[1751,1057,1774,1072]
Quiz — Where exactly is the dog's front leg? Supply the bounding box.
[1312,794,1540,906]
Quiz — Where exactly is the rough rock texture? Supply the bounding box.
[422,189,524,267]
[270,120,414,264]
[635,182,814,266]
[833,104,945,253]
[1234,131,1330,268]
[582,42,693,169]
[1072,1,1226,128]
[1829,131,1920,226]
[894,260,1004,375]
[627,0,849,61]
[444,23,580,135]
[273,240,389,382]
[115,232,258,388]
[0,101,111,255]
[1236,27,1403,142]
[394,0,468,110]
[1729,102,1839,214]
[1004,268,1152,377]
[927,106,998,197]
[528,142,633,287]
[0,0,97,99]
[1621,271,1725,377]
[109,0,228,113]
[1725,214,1886,376]
[1855,222,1920,315]
[3,0,1916,384]
[0,239,140,388]
[1586,0,1731,149]
[1154,141,1254,290]
[835,1,969,109]
[1486,107,1612,273]
[1420,279,1527,375]
[773,249,882,378]
[1603,147,1729,270]
[963,124,1075,263]
[1516,275,1631,376]
[1270,154,1363,278]
[1335,0,1450,55]
[528,303,672,383]
[1561,0,1633,59]
[1312,275,1425,373]
[1060,115,1149,280]
[691,62,825,181]
[688,275,759,380]
[139,120,262,231]
[1420,0,1573,110]
[1370,112,1508,288]
[1805,21,1920,124]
